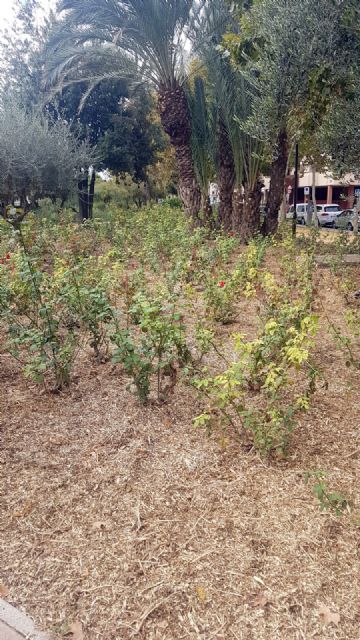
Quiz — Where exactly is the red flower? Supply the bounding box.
[218,280,226,288]
[0,259,4,265]
[228,232,236,237]
[6,253,11,260]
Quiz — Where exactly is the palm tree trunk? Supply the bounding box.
[240,178,263,241]
[264,129,289,235]
[201,192,213,227]
[174,144,202,221]
[218,118,235,232]
[232,188,243,233]
[158,83,201,221]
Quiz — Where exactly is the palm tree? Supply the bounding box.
[44,0,203,220]
[188,75,214,225]
[231,77,264,240]
[190,0,235,232]
[217,114,235,232]
[195,0,264,239]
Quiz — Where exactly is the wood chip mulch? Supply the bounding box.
[1,266,360,640]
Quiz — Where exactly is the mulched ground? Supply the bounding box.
[1,260,360,640]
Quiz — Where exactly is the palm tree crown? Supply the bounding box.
[45,0,205,219]
[47,0,201,90]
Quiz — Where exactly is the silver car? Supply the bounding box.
[334,208,360,231]
[286,204,307,224]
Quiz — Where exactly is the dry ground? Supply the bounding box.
[1,263,360,640]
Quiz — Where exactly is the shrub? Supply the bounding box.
[112,293,190,403]
[194,303,318,455]
[52,258,115,360]
[204,236,268,323]
[194,236,319,455]
[0,248,79,389]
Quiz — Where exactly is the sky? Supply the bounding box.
[0,0,52,25]
[0,0,16,23]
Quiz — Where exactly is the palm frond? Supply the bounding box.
[192,0,264,190]
[46,0,205,92]
[189,75,213,193]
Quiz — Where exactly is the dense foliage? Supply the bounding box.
[0,101,94,222]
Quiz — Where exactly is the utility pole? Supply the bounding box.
[292,142,299,237]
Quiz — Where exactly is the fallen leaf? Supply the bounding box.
[219,435,229,450]
[65,621,84,639]
[195,585,207,603]
[13,500,34,518]
[318,603,340,626]
[0,584,9,597]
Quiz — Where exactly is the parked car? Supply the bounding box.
[287,203,341,227]
[334,208,360,231]
[315,204,342,227]
[286,204,307,224]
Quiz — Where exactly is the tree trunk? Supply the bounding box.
[240,179,263,242]
[311,165,319,227]
[201,192,213,227]
[88,169,96,219]
[279,145,293,224]
[218,118,235,232]
[264,129,289,235]
[354,195,360,235]
[60,193,68,208]
[78,175,89,220]
[173,144,201,222]
[144,179,151,203]
[232,188,243,233]
[158,83,201,222]
[78,170,95,220]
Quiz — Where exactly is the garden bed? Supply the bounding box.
[1,261,360,640]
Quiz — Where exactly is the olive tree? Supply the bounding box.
[316,93,360,233]
[227,0,360,234]
[0,101,95,225]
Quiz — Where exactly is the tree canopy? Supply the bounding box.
[1,0,360,232]
[0,100,95,221]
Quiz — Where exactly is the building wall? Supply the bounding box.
[287,166,360,209]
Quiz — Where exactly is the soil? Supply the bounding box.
[1,259,360,640]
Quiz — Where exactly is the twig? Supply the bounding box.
[132,591,178,635]
[343,448,360,459]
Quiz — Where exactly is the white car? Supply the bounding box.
[287,203,341,227]
[315,204,342,227]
